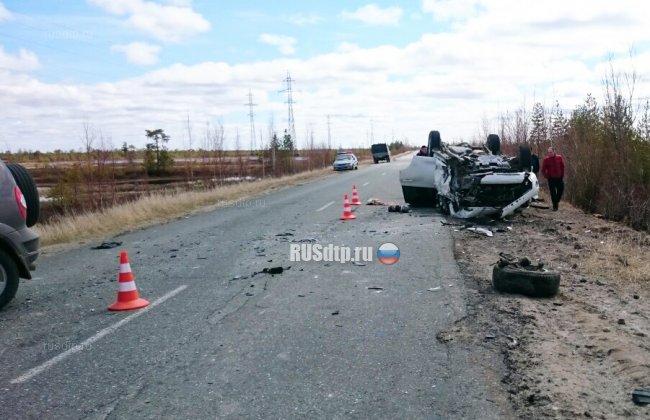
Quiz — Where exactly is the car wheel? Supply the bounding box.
[0,250,20,310]
[428,131,442,152]
[386,157,391,162]
[518,145,532,171]
[6,163,40,227]
[492,265,560,297]
[354,164,358,170]
[402,186,419,205]
[374,159,378,164]
[487,134,501,155]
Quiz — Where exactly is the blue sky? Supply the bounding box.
[0,1,649,151]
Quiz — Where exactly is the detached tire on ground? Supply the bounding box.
[492,265,560,297]
[0,249,20,310]
[6,163,40,227]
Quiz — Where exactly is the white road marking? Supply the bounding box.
[10,285,188,384]
[316,201,335,212]
[362,182,369,187]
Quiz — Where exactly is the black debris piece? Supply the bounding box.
[291,238,318,243]
[331,310,340,316]
[276,232,294,237]
[632,388,650,405]
[367,287,384,291]
[91,241,123,250]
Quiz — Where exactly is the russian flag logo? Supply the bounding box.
[377,242,400,265]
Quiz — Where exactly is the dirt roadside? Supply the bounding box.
[441,195,650,419]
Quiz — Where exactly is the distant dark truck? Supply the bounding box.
[371,143,391,163]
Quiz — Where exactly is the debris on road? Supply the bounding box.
[331,310,340,315]
[427,287,441,292]
[388,204,410,213]
[251,266,291,276]
[91,241,123,250]
[291,238,318,243]
[367,287,384,291]
[466,227,493,237]
[276,232,294,237]
[352,261,366,266]
[366,198,386,205]
[632,388,650,405]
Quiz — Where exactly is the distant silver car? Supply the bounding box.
[399,131,539,219]
[0,159,40,309]
[333,153,358,171]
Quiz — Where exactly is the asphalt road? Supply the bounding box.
[0,154,511,419]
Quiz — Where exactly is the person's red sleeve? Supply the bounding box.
[559,156,565,178]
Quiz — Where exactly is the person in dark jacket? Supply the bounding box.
[416,145,428,156]
[531,153,540,175]
[541,147,565,211]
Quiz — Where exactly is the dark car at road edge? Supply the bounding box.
[0,159,40,310]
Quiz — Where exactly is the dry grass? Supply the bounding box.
[582,231,650,284]
[36,167,334,247]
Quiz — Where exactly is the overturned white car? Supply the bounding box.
[399,131,539,219]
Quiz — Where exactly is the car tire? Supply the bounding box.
[386,157,391,162]
[487,134,501,155]
[0,249,20,310]
[6,163,40,227]
[518,145,532,171]
[428,131,442,152]
[402,186,420,206]
[492,265,560,297]
[354,165,358,170]
[374,159,378,164]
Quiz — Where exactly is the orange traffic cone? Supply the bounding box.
[108,251,150,311]
[350,184,362,206]
[340,194,357,220]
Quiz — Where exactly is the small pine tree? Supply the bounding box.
[529,102,547,150]
[550,100,569,143]
[144,129,173,175]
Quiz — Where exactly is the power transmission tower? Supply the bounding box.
[327,114,332,150]
[280,72,297,147]
[245,89,257,153]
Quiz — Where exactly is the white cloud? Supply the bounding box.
[111,42,161,66]
[4,0,650,151]
[421,0,484,21]
[259,34,297,55]
[0,46,39,71]
[0,2,13,22]
[341,4,403,26]
[88,0,210,42]
[286,13,322,26]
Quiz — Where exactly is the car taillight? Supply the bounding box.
[14,186,27,221]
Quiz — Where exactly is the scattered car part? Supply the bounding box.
[492,254,560,297]
[632,388,650,405]
[6,163,40,227]
[399,131,539,218]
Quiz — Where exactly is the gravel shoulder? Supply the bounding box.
[442,194,650,419]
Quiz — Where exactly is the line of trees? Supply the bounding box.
[491,68,650,232]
